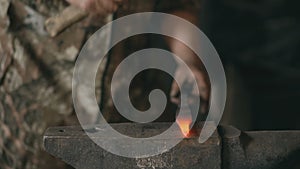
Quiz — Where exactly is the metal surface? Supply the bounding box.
[219,125,300,169]
[44,122,221,169]
[43,123,300,169]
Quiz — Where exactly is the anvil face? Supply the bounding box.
[44,122,221,169]
[43,123,300,169]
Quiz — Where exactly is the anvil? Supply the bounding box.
[43,122,300,169]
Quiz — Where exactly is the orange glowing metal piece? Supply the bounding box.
[176,119,192,137]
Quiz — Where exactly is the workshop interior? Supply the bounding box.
[0,0,300,169]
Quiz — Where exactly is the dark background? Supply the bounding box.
[0,0,299,168]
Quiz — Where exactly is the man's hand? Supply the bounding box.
[66,0,123,15]
[162,10,210,113]
[170,63,210,113]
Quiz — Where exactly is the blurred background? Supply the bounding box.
[0,0,299,168]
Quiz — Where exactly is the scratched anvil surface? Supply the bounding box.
[44,122,300,169]
[44,122,221,169]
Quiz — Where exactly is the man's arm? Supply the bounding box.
[163,10,210,112]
